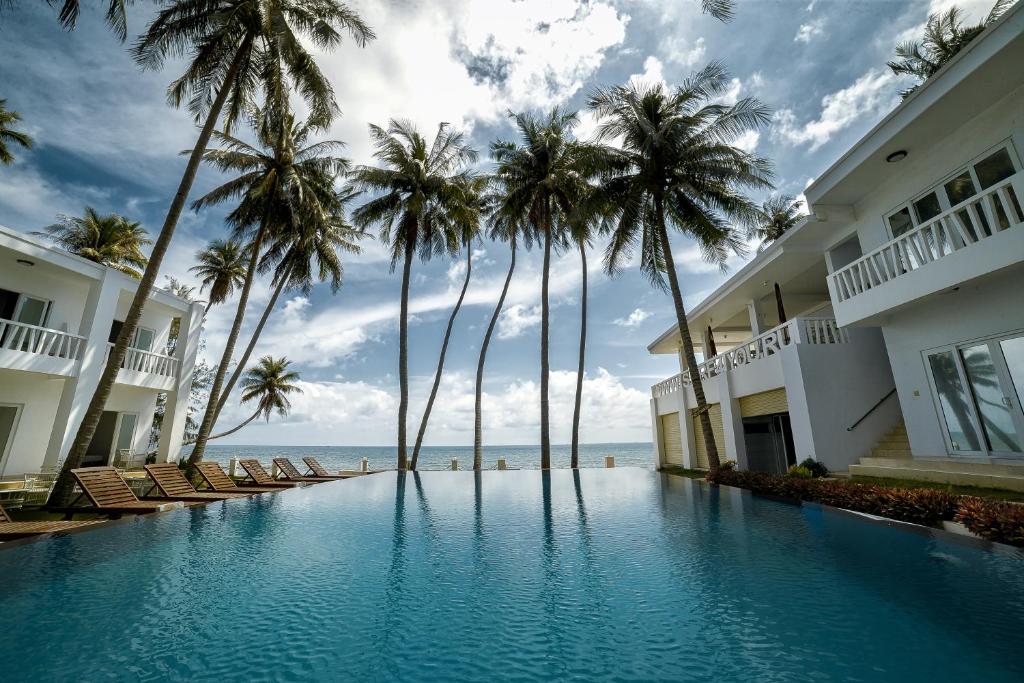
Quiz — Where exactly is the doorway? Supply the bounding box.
[742,413,796,475]
[0,404,22,477]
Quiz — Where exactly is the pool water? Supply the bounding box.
[1,469,1022,682]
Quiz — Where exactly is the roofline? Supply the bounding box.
[805,0,1024,206]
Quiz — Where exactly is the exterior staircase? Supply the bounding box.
[849,421,1024,492]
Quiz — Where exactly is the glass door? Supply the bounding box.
[0,404,21,478]
[114,413,138,462]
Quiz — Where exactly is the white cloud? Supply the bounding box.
[613,308,652,327]
[497,304,542,339]
[772,69,899,151]
[794,18,825,43]
[734,130,760,152]
[628,55,668,89]
[663,35,706,67]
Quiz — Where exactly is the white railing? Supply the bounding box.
[107,343,179,379]
[0,320,85,362]
[831,173,1023,303]
[681,316,848,386]
[652,373,684,398]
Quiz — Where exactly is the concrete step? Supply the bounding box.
[870,448,913,459]
[857,457,1024,477]
[875,439,910,449]
[849,463,1024,493]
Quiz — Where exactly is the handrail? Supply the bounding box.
[106,342,179,379]
[846,388,897,431]
[0,319,86,361]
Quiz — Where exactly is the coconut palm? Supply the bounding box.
[187,108,351,466]
[33,208,150,277]
[0,99,32,165]
[351,120,477,470]
[588,65,773,477]
[203,356,302,440]
[211,182,364,426]
[490,108,594,469]
[190,239,248,313]
[50,0,373,508]
[411,175,485,470]
[751,194,803,251]
[888,1,1013,99]
[567,214,597,469]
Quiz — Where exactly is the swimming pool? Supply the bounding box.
[1,469,1022,681]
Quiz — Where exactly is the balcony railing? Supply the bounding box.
[0,320,85,362]
[831,173,1023,303]
[652,373,683,398]
[106,343,179,379]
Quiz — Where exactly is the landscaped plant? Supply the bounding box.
[799,458,829,478]
[955,497,1024,546]
[719,460,736,471]
[786,465,813,479]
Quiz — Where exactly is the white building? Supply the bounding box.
[649,4,1024,489]
[0,225,204,481]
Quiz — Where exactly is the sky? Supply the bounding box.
[0,0,999,448]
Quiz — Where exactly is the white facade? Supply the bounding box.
[0,226,204,479]
[649,4,1024,475]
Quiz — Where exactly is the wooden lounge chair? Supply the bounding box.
[144,463,254,502]
[273,457,338,482]
[237,459,305,488]
[67,467,185,518]
[193,462,286,494]
[302,457,352,479]
[0,503,103,540]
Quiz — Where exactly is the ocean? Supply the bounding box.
[199,442,654,472]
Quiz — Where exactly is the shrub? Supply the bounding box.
[955,497,1024,546]
[877,487,959,527]
[719,460,736,471]
[799,458,829,478]
[786,465,813,479]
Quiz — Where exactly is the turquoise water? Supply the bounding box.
[1,469,1023,681]
[200,441,654,471]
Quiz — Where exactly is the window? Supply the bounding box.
[108,320,155,351]
[0,404,22,478]
[883,143,1022,240]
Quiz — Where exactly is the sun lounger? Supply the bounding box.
[302,457,353,479]
[144,463,254,502]
[68,467,185,517]
[192,462,286,494]
[237,459,305,488]
[0,503,103,540]
[273,457,338,482]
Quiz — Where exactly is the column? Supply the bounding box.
[43,269,122,469]
[719,370,748,470]
[746,298,765,336]
[158,301,205,463]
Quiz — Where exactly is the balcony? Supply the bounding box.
[0,319,85,377]
[107,343,179,391]
[829,172,1024,326]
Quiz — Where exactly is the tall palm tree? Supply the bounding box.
[50,0,373,508]
[411,175,485,470]
[187,108,350,466]
[588,65,773,478]
[567,215,597,469]
[190,239,248,313]
[33,208,150,277]
[0,99,32,165]
[351,120,477,471]
[490,108,594,469]
[751,194,803,251]
[888,0,1013,98]
[202,355,302,440]
[211,182,363,426]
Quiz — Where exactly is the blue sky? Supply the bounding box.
[0,0,995,447]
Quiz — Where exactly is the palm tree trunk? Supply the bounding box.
[411,247,472,470]
[188,213,270,465]
[656,198,720,477]
[474,240,516,470]
[397,224,415,471]
[183,409,261,445]
[48,38,254,508]
[570,243,587,469]
[540,206,552,470]
[211,264,291,426]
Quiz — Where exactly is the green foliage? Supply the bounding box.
[0,99,33,165]
[955,497,1024,546]
[751,195,804,251]
[190,240,248,309]
[786,465,813,479]
[33,207,151,277]
[719,460,736,471]
[799,458,829,478]
[240,356,302,421]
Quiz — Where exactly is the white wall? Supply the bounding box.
[105,385,159,458]
[881,264,1024,458]
[0,260,91,334]
[114,291,176,352]
[0,369,66,477]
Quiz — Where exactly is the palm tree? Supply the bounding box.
[202,356,302,440]
[187,108,351,466]
[567,215,596,469]
[888,1,1013,99]
[351,120,477,470]
[411,175,485,470]
[50,0,373,508]
[33,208,150,277]
[588,65,773,478]
[190,239,248,313]
[0,99,32,165]
[751,194,803,251]
[210,182,363,427]
[490,108,594,469]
